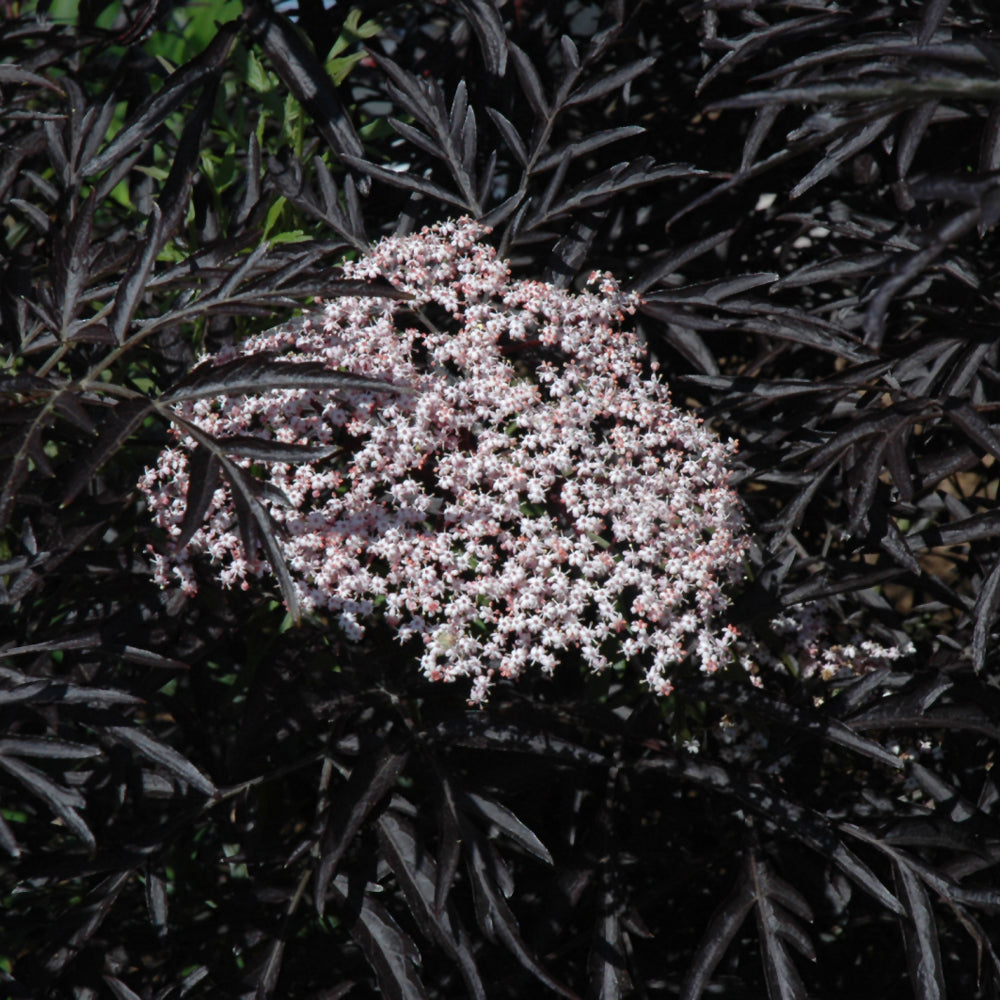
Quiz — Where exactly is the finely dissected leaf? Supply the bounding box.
[804,409,917,473]
[782,565,903,604]
[880,517,921,575]
[0,63,65,93]
[917,0,951,42]
[83,21,240,176]
[458,790,553,864]
[1,423,45,530]
[312,154,365,244]
[941,341,993,398]
[737,307,875,363]
[944,902,1000,993]
[45,869,132,974]
[10,195,53,233]
[971,559,1000,674]
[431,768,463,916]
[104,725,216,797]
[944,398,1000,465]
[535,126,645,172]
[897,100,940,180]
[845,433,889,535]
[486,108,528,167]
[75,95,118,174]
[564,57,657,109]
[53,188,97,337]
[906,510,1000,549]
[458,105,477,177]
[102,976,144,1000]
[539,159,703,222]
[381,71,480,210]
[507,42,549,119]
[315,744,410,917]
[916,441,986,490]
[590,903,630,1000]
[0,632,185,672]
[749,850,814,1000]
[630,229,734,296]
[433,718,610,767]
[0,737,101,760]
[44,115,69,182]
[377,807,488,1000]
[377,808,448,941]
[883,814,990,856]
[163,352,412,404]
[0,811,20,858]
[696,13,844,96]
[560,33,580,71]
[454,0,506,75]
[216,436,341,463]
[215,451,300,620]
[681,373,850,402]
[712,77,1000,110]
[215,241,271,301]
[340,154,474,211]
[390,118,445,160]
[256,937,287,1000]
[843,672,949,716]
[906,762,977,823]
[883,424,916,504]
[843,823,1000,914]
[463,823,580,1000]
[238,131,262,227]
[0,671,142,707]
[108,203,164,344]
[741,92,787,173]
[585,4,627,62]
[0,130,47,204]
[0,752,95,850]
[172,444,222,554]
[770,253,892,291]
[680,871,756,1000]
[864,208,980,348]
[791,113,898,200]
[648,272,777,306]
[368,51,436,128]
[656,324,718,375]
[328,872,429,1000]
[144,867,169,934]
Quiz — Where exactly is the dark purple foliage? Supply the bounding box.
[1,2,999,999]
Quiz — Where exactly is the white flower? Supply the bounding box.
[140,218,909,703]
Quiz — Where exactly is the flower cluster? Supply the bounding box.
[139,218,905,701]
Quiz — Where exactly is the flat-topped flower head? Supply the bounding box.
[141,218,756,701]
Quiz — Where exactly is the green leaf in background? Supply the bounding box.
[325,9,382,86]
[149,0,244,64]
[261,195,308,245]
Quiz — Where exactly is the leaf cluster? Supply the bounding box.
[1,2,999,999]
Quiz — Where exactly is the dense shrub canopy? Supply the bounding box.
[2,2,1000,999]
